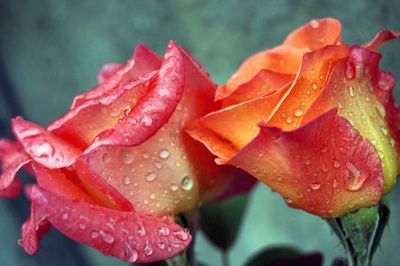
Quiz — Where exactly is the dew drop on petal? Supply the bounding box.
[311,82,318,90]
[344,162,367,191]
[145,172,157,182]
[142,152,150,159]
[100,230,115,244]
[122,176,131,185]
[310,19,319,29]
[120,150,135,165]
[158,227,170,236]
[149,193,156,200]
[90,231,99,239]
[140,116,153,127]
[331,160,340,169]
[159,148,170,159]
[181,176,193,191]
[173,230,189,241]
[170,183,179,191]
[310,182,321,190]
[154,162,162,169]
[123,243,138,263]
[102,153,111,163]
[144,241,153,256]
[157,241,166,250]
[293,108,303,117]
[348,86,355,97]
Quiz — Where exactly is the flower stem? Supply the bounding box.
[327,203,390,266]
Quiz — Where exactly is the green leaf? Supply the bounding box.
[327,202,390,266]
[200,195,249,251]
[244,247,322,266]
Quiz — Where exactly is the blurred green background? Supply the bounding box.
[0,1,399,265]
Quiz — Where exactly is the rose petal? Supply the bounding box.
[228,110,383,218]
[29,186,192,263]
[12,117,81,168]
[97,63,121,84]
[82,44,220,215]
[19,202,50,255]
[284,18,342,50]
[217,70,294,105]
[31,163,98,205]
[266,44,349,130]
[222,45,306,97]
[221,18,342,99]
[303,46,399,194]
[364,30,400,51]
[0,139,29,198]
[86,41,185,150]
[186,88,289,162]
[73,44,162,108]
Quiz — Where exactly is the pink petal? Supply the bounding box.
[11,117,81,168]
[74,44,162,108]
[18,202,50,255]
[86,41,185,151]
[29,186,192,263]
[0,139,29,198]
[364,30,400,51]
[97,63,121,84]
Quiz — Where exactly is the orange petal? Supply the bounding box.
[220,18,342,99]
[186,87,289,162]
[266,44,349,130]
[217,69,294,106]
[228,110,383,218]
[303,46,399,194]
[283,18,342,50]
[81,44,220,216]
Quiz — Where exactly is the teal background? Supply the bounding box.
[0,1,399,265]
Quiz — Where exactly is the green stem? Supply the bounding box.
[222,251,230,266]
[327,203,390,266]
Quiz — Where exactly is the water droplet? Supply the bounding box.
[102,153,111,163]
[345,162,366,191]
[310,19,319,29]
[304,160,311,165]
[159,149,170,159]
[310,182,321,190]
[144,241,153,256]
[332,178,338,188]
[140,116,153,127]
[123,107,131,116]
[158,227,170,236]
[30,142,55,160]
[380,127,388,136]
[348,86,354,96]
[285,198,292,204]
[375,103,386,118]
[293,108,303,117]
[154,161,162,169]
[331,160,340,168]
[136,222,146,237]
[120,150,134,165]
[173,230,189,241]
[312,82,318,90]
[390,138,395,147]
[100,230,115,244]
[78,223,87,230]
[170,183,179,191]
[181,176,193,191]
[61,212,69,220]
[123,243,138,262]
[142,152,150,159]
[345,61,356,80]
[145,172,157,182]
[306,90,311,95]
[157,241,166,250]
[285,116,292,124]
[123,176,131,185]
[149,193,156,200]
[90,231,99,239]
[321,163,328,173]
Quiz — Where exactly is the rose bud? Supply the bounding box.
[0,41,239,262]
[186,18,400,218]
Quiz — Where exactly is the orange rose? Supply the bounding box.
[186,18,400,218]
[0,42,237,262]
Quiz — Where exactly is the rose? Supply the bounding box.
[186,18,400,218]
[0,41,236,262]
